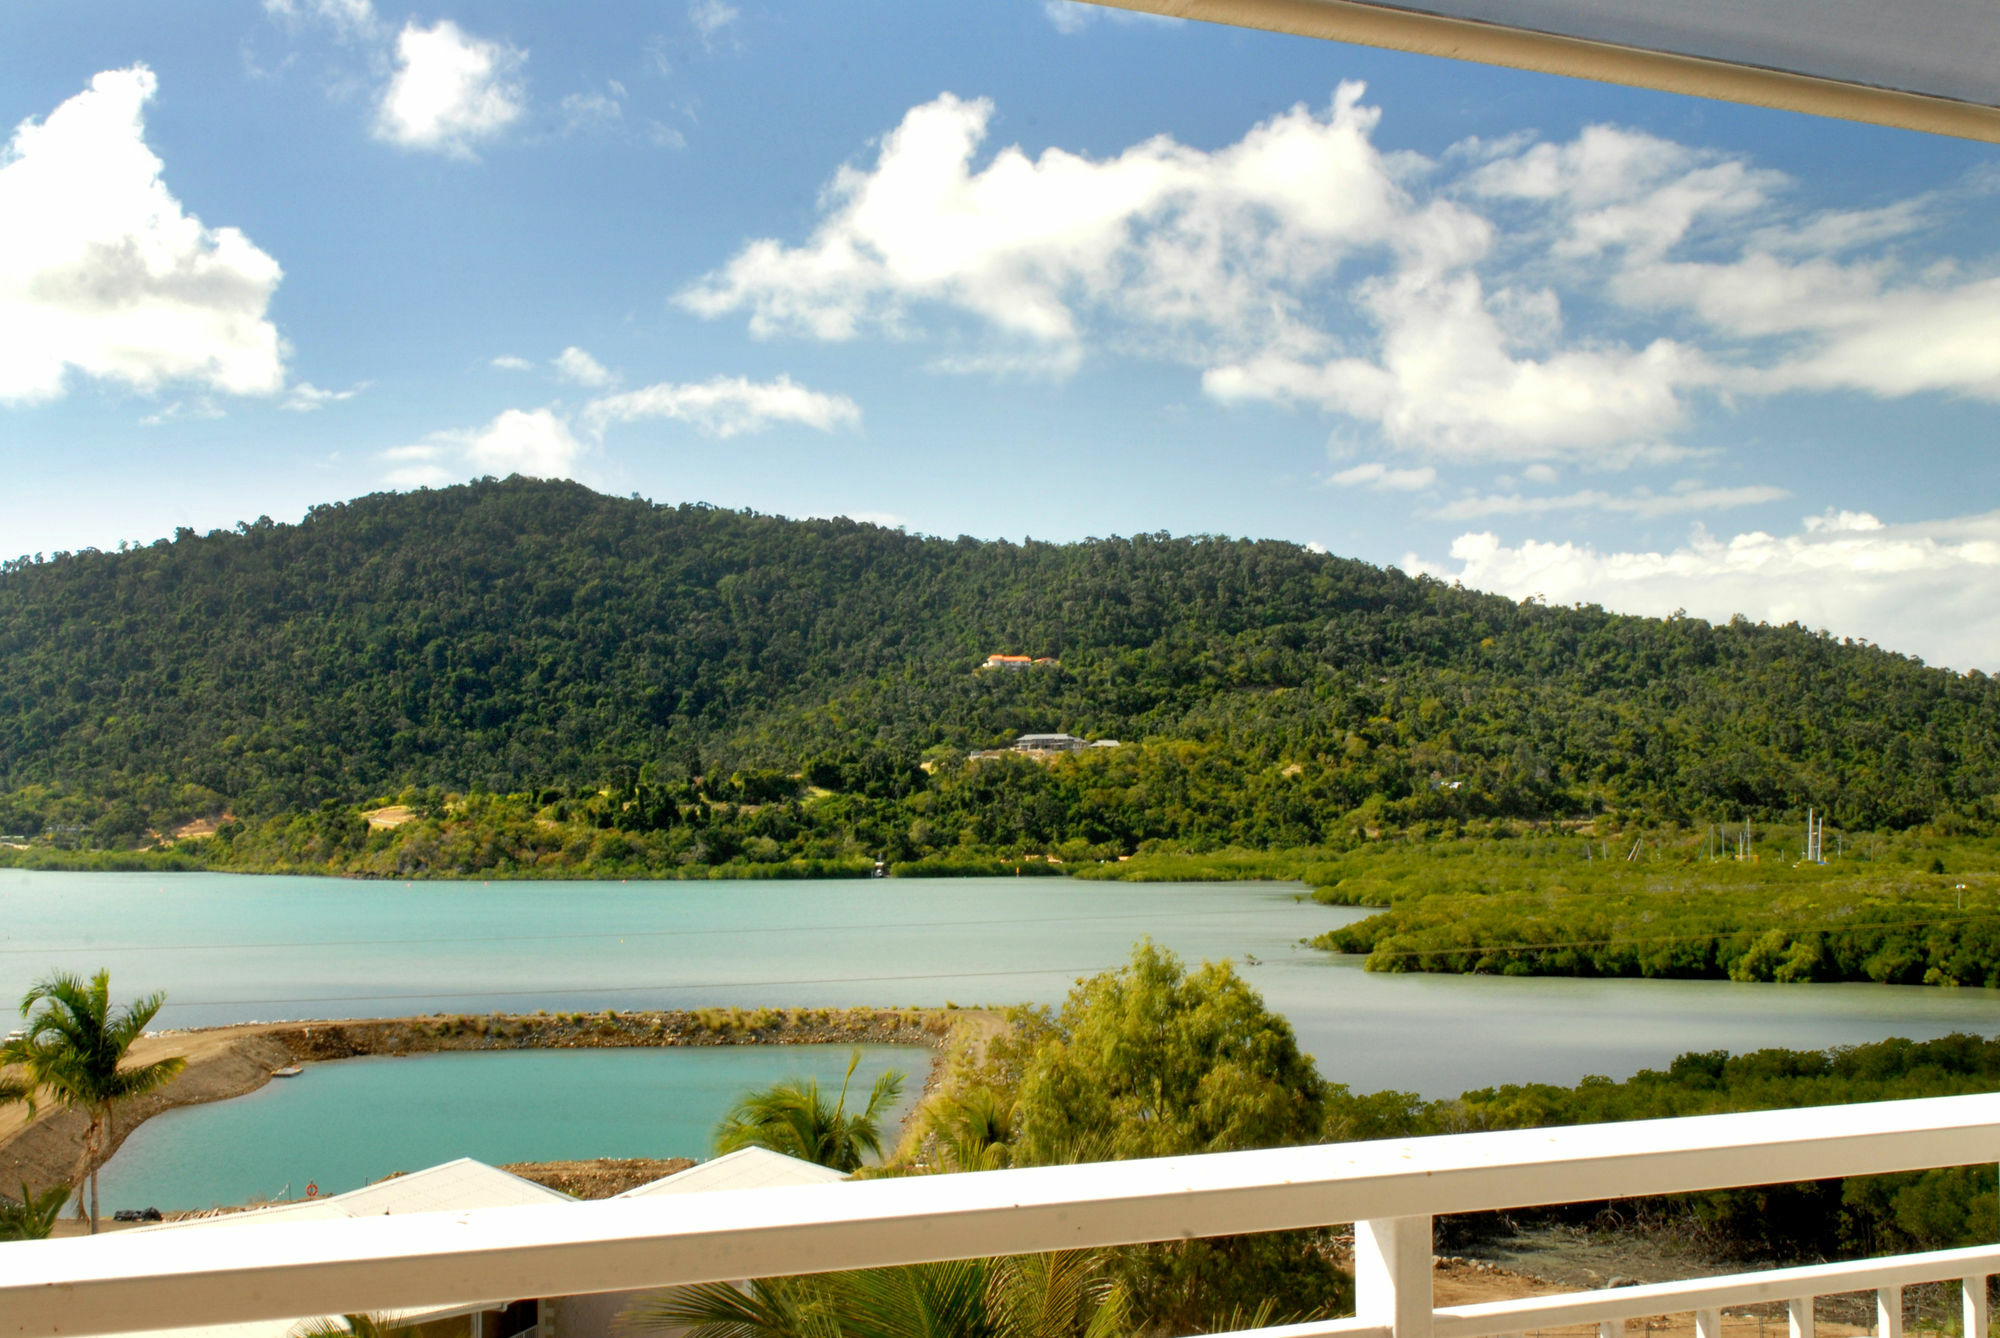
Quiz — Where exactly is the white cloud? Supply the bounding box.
[490,354,534,371]
[683,86,1706,461]
[264,0,381,42]
[1328,460,1435,491]
[463,407,583,476]
[1042,1,1182,34]
[139,398,226,426]
[0,67,287,406]
[374,20,526,158]
[384,407,585,486]
[689,0,739,43]
[553,345,614,387]
[379,441,452,487]
[1469,123,2000,408]
[681,84,1401,363]
[1433,483,1788,519]
[687,94,2000,465]
[560,85,624,135]
[585,375,861,438]
[1413,510,2000,672]
[281,380,364,412]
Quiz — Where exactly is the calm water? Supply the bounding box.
[4,869,1999,1099]
[94,1045,921,1210]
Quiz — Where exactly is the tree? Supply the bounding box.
[623,1250,1128,1338]
[714,1050,904,1172]
[1014,941,1324,1163]
[9,971,185,1233]
[920,1086,1017,1174]
[1008,943,1345,1333]
[0,1180,70,1241]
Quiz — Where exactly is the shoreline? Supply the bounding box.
[0,1006,979,1200]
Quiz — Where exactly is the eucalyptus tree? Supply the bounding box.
[11,971,185,1233]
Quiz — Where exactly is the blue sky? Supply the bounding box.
[5,0,2000,668]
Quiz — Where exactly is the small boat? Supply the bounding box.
[270,1065,303,1078]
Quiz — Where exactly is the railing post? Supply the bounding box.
[1789,1296,1814,1338]
[1877,1286,1902,1338]
[1965,1277,1988,1338]
[1355,1216,1434,1338]
[1696,1308,1722,1338]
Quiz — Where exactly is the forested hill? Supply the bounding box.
[0,476,1993,836]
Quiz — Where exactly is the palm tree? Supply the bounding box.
[10,971,186,1233]
[0,1180,71,1241]
[713,1050,904,1172]
[623,1251,1128,1338]
[920,1086,1015,1173]
[290,1315,426,1338]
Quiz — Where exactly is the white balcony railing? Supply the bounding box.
[6,1091,2000,1338]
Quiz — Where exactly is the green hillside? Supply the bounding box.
[0,476,1994,846]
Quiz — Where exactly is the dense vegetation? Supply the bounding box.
[1309,833,2000,986]
[3,477,1997,853]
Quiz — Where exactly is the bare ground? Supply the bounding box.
[502,1157,698,1198]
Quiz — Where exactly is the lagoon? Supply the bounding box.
[95,1045,922,1210]
[4,869,1999,1097]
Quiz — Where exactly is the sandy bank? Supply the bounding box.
[0,1006,971,1199]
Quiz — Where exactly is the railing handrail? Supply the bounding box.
[7,1092,2000,1338]
[1435,1243,2000,1336]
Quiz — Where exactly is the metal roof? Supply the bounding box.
[615,1146,848,1198]
[1083,0,2000,142]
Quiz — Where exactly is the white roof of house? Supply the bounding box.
[110,1152,841,1338]
[143,1158,573,1234]
[616,1146,847,1198]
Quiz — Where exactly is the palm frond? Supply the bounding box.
[828,1259,997,1338]
[288,1313,426,1338]
[621,1278,841,1338]
[714,1056,905,1171]
[104,1054,187,1103]
[0,1180,72,1241]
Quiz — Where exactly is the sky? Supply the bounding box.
[4,1,2000,670]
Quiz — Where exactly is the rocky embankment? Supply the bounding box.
[282,1005,953,1060]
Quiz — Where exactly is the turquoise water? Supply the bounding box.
[95,1045,921,1210]
[3,870,1998,1097]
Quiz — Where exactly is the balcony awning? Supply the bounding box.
[1081,0,2000,142]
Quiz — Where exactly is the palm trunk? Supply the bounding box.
[71,1130,93,1223]
[86,1109,104,1234]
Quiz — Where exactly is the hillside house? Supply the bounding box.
[1013,732,1085,753]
